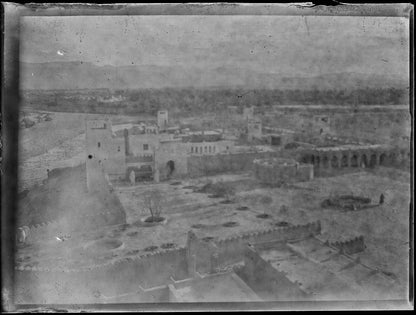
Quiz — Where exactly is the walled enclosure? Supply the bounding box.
[16,222,321,304]
[187,221,322,275]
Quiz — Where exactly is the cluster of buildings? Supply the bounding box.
[85,110,239,191]
[85,106,408,191]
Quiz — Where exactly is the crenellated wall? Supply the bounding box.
[214,221,321,267]
[186,221,321,274]
[328,236,366,255]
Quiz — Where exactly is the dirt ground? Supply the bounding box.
[16,166,410,297]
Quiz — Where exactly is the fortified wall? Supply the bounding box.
[17,163,126,244]
[15,246,188,304]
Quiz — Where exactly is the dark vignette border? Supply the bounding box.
[1,2,413,312]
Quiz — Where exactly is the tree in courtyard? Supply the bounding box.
[143,189,165,222]
[259,195,273,216]
[212,181,236,202]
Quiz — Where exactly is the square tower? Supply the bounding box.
[157,110,169,131]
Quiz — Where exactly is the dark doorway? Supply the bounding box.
[379,153,387,166]
[351,155,358,167]
[341,155,348,167]
[271,136,281,146]
[331,156,339,168]
[167,160,175,177]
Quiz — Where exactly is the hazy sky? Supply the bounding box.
[21,15,409,77]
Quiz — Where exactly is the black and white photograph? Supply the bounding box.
[1,2,413,312]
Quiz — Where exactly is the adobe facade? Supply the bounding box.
[253,157,314,186]
[85,115,240,188]
[85,118,126,191]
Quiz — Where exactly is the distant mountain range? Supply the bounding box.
[20,61,409,91]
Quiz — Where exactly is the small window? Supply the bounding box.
[98,142,101,148]
[117,146,120,152]
[143,144,149,151]
[204,146,207,153]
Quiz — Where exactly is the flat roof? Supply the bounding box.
[171,272,261,302]
[256,237,392,299]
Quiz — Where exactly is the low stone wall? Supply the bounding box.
[253,158,313,185]
[187,151,279,178]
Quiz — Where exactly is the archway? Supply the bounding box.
[331,155,339,168]
[301,155,309,164]
[322,156,329,168]
[167,160,175,177]
[369,154,377,168]
[351,155,358,167]
[361,154,368,168]
[379,153,387,166]
[341,155,348,167]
